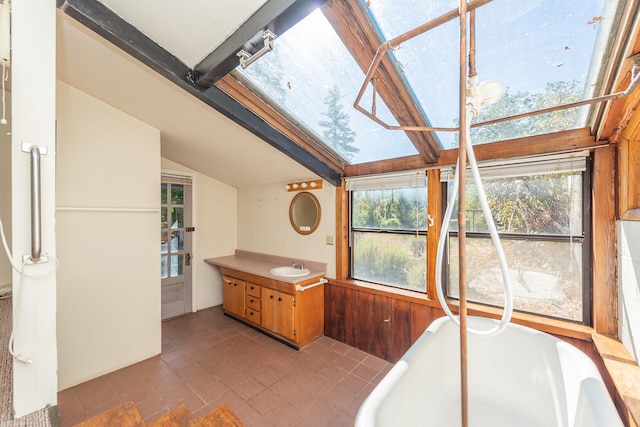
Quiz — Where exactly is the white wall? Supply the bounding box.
[56,81,161,390]
[617,220,640,362]
[161,158,237,309]
[0,91,10,289]
[11,0,57,416]
[237,182,336,278]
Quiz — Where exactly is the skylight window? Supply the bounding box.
[237,9,419,164]
[231,0,623,166]
[362,0,621,149]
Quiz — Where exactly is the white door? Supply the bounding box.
[161,177,193,320]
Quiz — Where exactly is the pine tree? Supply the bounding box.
[318,84,359,161]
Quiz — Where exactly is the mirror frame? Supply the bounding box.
[289,192,321,235]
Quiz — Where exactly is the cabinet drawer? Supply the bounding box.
[246,308,261,325]
[247,295,261,311]
[247,283,261,298]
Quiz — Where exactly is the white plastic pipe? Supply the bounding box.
[435,104,513,336]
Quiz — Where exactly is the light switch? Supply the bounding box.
[326,235,334,245]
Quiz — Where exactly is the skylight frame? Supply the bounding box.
[230,7,431,166]
[356,0,627,150]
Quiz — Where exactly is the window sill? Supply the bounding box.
[592,333,640,426]
[328,278,594,342]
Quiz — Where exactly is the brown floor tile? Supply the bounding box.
[263,399,299,426]
[350,362,380,383]
[56,305,393,427]
[197,380,232,405]
[246,389,282,415]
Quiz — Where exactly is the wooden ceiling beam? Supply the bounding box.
[216,73,346,174]
[321,0,441,163]
[344,128,598,177]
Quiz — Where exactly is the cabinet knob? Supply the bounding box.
[234,283,237,287]
[250,286,254,290]
[250,299,254,303]
[278,297,282,302]
[270,295,274,299]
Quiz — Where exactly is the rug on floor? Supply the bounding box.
[0,297,52,427]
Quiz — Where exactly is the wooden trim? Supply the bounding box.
[344,128,598,177]
[592,333,640,427]
[321,0,440,163]
[618,106,640,217]
[592,145,618,336]
[215,74,346,174]
[426,169,441,300]
[335,180,349,280]
[327,278,595,342]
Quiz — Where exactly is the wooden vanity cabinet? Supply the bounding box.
[222,275,245,318]
[220,267,324,349]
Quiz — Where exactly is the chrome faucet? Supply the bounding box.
[292,262,305,270]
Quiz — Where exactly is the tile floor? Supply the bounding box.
[56,305,392,426]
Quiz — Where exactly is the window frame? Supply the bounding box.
[348,185,429,293]
[441,155,593,325]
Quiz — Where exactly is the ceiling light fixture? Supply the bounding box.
[286,180,322,192]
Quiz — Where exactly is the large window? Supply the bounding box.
[349,172,428,292]
[444,155,591,323]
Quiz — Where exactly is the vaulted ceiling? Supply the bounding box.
[56,0,640,188]
[57,0,338,188]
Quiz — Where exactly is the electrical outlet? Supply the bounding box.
[326,235,334,245]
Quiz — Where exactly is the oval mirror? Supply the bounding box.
[289,192,321,235]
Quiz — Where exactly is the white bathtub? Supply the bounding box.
[355,316,623,427]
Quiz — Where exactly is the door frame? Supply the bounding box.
[161,169,197,314]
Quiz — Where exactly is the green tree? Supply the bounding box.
[318,84,359,160]
[454,80,583,146]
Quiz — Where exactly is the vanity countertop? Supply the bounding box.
[204,250,326,284]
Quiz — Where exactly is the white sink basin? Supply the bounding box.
[270,266,310,277]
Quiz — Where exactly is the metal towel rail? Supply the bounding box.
[295,278,328,292]
[21,142,48,264]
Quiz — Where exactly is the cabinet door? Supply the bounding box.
[262,288,296,341]
[262,288,277,332]
[358,292,392,361]
[222,276,245,318]
[275,292,296,341]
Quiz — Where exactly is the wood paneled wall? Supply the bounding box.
[324,280,444,362]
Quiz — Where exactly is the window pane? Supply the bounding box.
[364,0,621,148]
[161,183,167,204]
[448,173,582,236]
[161,207,168,228]
[237,9,419,164]
[353,232,426,292]
[171,207,184,229]
[160,231,168,254]
[448,236,583,321]
[161,255,168,279]
[352,187,427,230]
[171,184,184,205]
[170,254,183,277]
[170,231,184,252]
